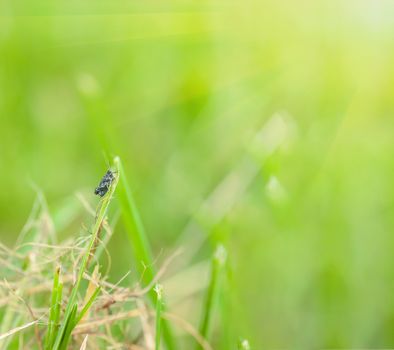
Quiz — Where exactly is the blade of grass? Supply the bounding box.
[43,266,61,350]
[74,286,101,326]
[154,284,163,350]
[79,335,89,350]
[115,156,154,283]
[197,244,227,349]
[58,304,78,350]
[52,282,63,348]
[217,259,232,349]
[0,320,39,341]
[93,209,120,263]
[115,156,176,350]
[53,158,119,350]
[0,310,22,349]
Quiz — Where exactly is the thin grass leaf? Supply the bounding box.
[44,266,61,350]
[115,156,176,350]
[79,335,89,350]
[74,286,101,326]
[0,306,22,350]
[58,304,78,350]
[219,258,233,349]
[0,320,38,341]
[93,209,120,262]
[154,284,163,350]
[197,244,227,349]
[51,282,63,347]
[115,156,154,283]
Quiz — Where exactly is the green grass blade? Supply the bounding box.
[53,158,119,350]
[197,244,227,349]
[115,157,154,283]
[58,304,78,350]
[51,282,63,348]
[154,284,163,350]
[93,209,120,263]
[115,156,176,350]
[44,266,61,350]
[74,286,101,326]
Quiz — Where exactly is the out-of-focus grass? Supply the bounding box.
[116,156,176,349]
[197,245,227,348]
[154,284,164,350]
[2,0,394,348]
[0,159,224,349]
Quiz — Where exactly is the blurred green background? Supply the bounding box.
[2,0,394,348]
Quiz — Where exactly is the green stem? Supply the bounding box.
[116,157,154,283]
[53,158,119,350]
[44,266,61,350]
[197,244,227,349]
[154,284,163,350]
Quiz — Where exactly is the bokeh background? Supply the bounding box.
[2,0,394,348]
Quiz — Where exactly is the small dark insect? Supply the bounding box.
[94,169,115,197]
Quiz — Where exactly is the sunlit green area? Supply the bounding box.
[1,1,394,348]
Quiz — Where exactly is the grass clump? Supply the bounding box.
[0,156,247,349]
